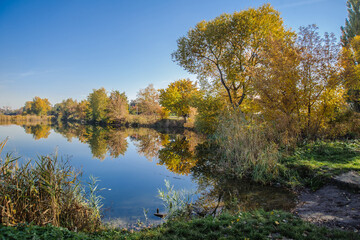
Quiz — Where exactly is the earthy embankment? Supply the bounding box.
[295,171,360,232]
[132,118,186,129]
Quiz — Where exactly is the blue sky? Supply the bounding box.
[0,0,347,108]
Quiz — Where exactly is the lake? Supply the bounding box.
[0,123,295,227]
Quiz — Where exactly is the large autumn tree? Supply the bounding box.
[253,34,301,136]
[159,79,199,121]
[172,4,293,110]
[254,25,343,137]
[107,90,129,122]
[53,98,89,122]
[23,97,51,116]
[136,84,161,116]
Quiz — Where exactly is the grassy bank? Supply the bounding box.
[212,113,360,188]
[280,140,360,190]
[1,210,359,239]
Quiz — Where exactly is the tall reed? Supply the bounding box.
[0,139,102,231]
[158,179,194,220]
[215,110,280,183]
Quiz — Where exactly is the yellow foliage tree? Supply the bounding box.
[254,25,345,138]
[159,79,199,121]
[341,35,360,112]
[172,4,293,110]
[23,97,51,116]
[107,90,129,123]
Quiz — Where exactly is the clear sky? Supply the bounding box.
[0,0,347,109]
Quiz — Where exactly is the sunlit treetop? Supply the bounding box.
[172,4,294,109]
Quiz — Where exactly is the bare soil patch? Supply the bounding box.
[294,184,360,232]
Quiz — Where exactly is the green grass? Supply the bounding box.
[1,210,359,239]
[0,224,89,240]
[280,140,360,189]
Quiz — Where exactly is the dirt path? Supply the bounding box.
[294,184,360,232]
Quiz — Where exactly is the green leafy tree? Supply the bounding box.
[23,101,33,115]
[172,4,292,109]
[53,98,78,121]
[87,88,109,123]
[53,98,89,122]
[341,0,360,46]
[159,79,199,121]
[194,93,226,134]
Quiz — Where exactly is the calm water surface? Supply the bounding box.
[0,123,295,226]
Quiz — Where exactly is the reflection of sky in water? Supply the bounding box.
[0,125,197,225]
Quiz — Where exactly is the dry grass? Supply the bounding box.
[0,115,53,125]
[215,110,280,183]
[0,139,102,232]
[125,114,159,125]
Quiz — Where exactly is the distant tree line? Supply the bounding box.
[52,85,165,124]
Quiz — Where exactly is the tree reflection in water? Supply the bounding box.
[130,128,162,161]
[87,126,108,160]
[53,124,204,170]
[24,124,51,140]
[158,135,197,175]
[23,123,295,214]
[107,129,128,158]
[191,142,296,215]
